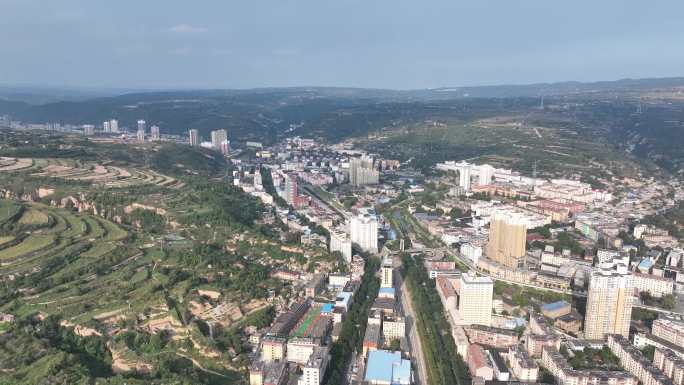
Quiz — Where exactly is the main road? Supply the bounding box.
[397,269,428,385]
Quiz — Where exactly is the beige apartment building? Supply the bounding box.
[584,264,635,340]
[486,209,528,269]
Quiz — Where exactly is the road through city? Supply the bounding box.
[397,270,428,385]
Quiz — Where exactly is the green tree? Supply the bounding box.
[661,294,676,310]
[530,226,551,239]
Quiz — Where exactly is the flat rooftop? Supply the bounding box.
[364,349,411,384]
[462,273,493,284]
[542,300,571,312]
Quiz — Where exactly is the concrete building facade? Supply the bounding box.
[329,230,352,263]
[486,209,529,269]
[349,155,379,186]
[584,264,634,340]
[189,129,199,146]
[458,272,493,327]
[350,208,378,254]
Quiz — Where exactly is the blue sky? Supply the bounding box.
[1,0,682,89]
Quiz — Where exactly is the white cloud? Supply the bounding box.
[169,24,208,34]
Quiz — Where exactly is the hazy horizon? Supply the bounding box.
[2,0,683,90]
[3,74,684,94]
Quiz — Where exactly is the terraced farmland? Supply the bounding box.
[0,234,55,262]
[0,200,200,338]
[0,135,253,384]
[0,202,138,321]
[61,211,88,238]
[0,157,32,172]
[0,157,184,189]
[0,200,21,224]
[17,209,49,226]
[98,217,128,241]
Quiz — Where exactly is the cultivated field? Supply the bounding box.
[0,157,184,189]
[0,202,145,323]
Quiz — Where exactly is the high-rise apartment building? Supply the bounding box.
[137,120,146,132]
[350,208,378,254]
[109,119,119,133]
[458,272,493,326]
[83,124,95,136]
[486,209,529,269]
[136,120,146,142]
[349,155,379,186]
[459,165,472,191]
[584,263,635,340]
[381,257,393,288]
[188,129,199,146]
[219,140,230,155]
[150,125,160,141]
[329,230,352,263]
[103,121,110,132]
[437,161,496,187]
[211,129,228,151]
[284,174,298,205]
[478,164,495,186]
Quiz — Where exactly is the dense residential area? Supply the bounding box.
[2,65,684,385]
[1,84,684,385]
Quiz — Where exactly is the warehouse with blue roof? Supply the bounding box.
[364,350,411,385]
[638,258,654,273]
[541,300,571,319]
[378,287,395,299]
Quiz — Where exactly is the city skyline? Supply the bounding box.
[2,3,684,383]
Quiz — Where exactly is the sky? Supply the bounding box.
[1,0,683,90]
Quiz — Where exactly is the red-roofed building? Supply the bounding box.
[436,276,457,310]
[468,344,494,380]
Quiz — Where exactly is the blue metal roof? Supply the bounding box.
[321,303,334,313]
[365,350,411,384]
[379,287,395,294]
[542,300,570,312]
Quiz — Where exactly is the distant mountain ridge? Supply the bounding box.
[1,76,684,155]
[430,77,684,98]
[3,76,684,106]
[0,85,140,105]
